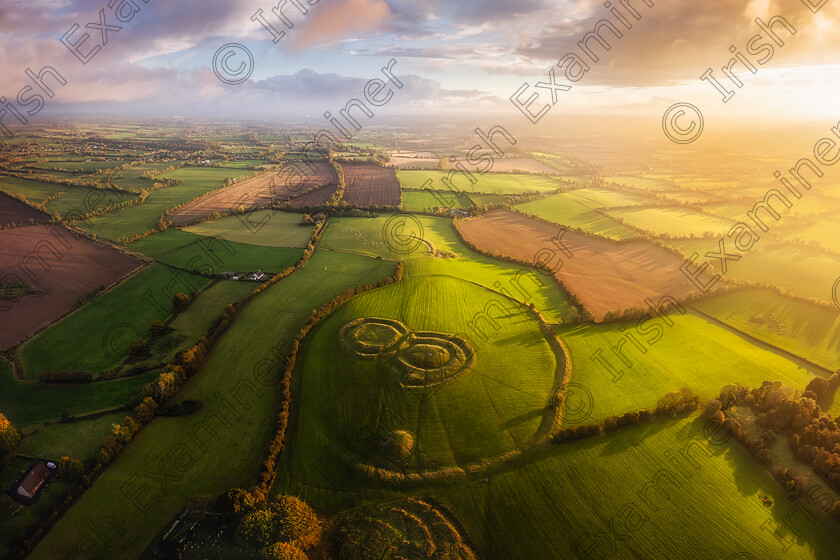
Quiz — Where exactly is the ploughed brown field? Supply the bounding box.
[0,192,50,228]
[455,210,703,320]
[0,225,142,349]
[166,162,336,226]
[287,184,336,208]
[340,163,401,206]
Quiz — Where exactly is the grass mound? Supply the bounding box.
[380,430,416,462]
[331,498,476,560]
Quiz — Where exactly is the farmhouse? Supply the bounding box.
[17,461,52,499]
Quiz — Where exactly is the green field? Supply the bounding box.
[18,264,213,378]
[157,238,302,275]
[0,175,64,203]
[469,193,508,207]
[17,411,128,462]
[398,170,561,194]
[439,415,840,560]
[182,209,316,248]
[691,289,840,371]
[43,187,137,217]
[126,228,203,257]
[665,238,840,302]
[605,206,735,237]
[516,192,639,240]
[319,216,572,322]
[558,310,819,424]
[79,167,253,241]
[401,189,473,211]
[287,273,558,486]
[29,249,398,560]
[0,361,154,429]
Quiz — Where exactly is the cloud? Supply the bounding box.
[292,0,392,48]
[514,0,840,87]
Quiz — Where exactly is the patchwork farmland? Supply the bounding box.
[3,122,840,560]
[455,209,705,320]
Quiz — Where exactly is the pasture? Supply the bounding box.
[17,411,128,462]
[182,209,316,248]
[691,289,840,371]
[29,250,398,560]
[398,170,562,195]
[605,206,735,237]
[0,362,155,429]
[440,415,840,560]
[156,238,302,275]
[43,187,137,217]
[0,176,65,203]
[287,274,558,486]
[79,167,253,241]
[401,189,473,211]
[558,310,819,424]
[665,238,840,303]
[17,264,212,378]
[319,215,573,322]
[516,193,638,240]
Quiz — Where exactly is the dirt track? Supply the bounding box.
[0,225,142,349]
[456,210,703,320]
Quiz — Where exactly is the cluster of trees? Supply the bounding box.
[326,159,346,206]
[554,388,700,443]
[0,413,22,454]
[57,456,84,480]
[74,284,106,309]
[64,189,149,227]
[90,397,156,467]
[300,212,325,226]
[217,492,317,559]
[707,376,840,517]
[251,261,404,500]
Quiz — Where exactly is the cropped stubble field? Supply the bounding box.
[456,210,703,320]
[29,249,398,560]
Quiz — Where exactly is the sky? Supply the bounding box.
[0,0,838,127]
